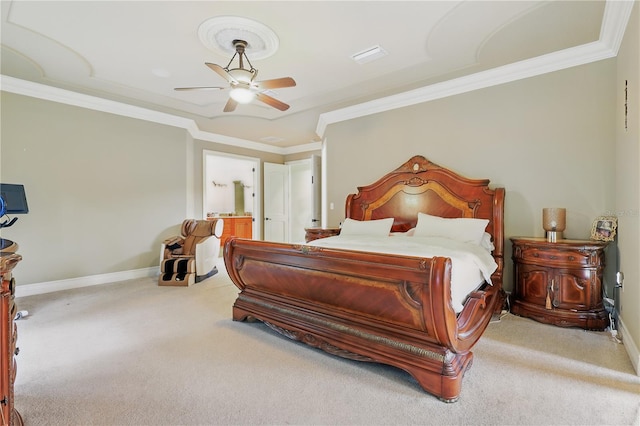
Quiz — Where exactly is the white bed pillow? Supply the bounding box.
[340,217,394,237]
[392,227,494,251]
[414,212,489,245]
[480,232,495,252]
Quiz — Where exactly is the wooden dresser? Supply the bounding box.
[511,237,609,330]
[1,240,23,426]
[216,216,252,247]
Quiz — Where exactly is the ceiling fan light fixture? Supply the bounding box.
[229,86,255,104]
[228,68,254,83]
[180,28,295,112]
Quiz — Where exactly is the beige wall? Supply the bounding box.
[323,52,640,369]
[284,150,322,163]
[324,59,617,294]
[616,2,640,372]
[0,91,318,285]
[1,92,188,284]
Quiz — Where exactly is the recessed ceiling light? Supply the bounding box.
[351,45,387,64]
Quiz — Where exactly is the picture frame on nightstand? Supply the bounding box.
[591,216,617,242]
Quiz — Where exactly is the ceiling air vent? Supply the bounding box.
[351,45,387,64]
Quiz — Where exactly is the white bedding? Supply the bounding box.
[307,235,498,313]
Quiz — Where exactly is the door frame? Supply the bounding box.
[202,150,261,240]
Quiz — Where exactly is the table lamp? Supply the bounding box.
[543,208,566,242]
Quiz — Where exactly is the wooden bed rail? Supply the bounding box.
[224,237,502,401]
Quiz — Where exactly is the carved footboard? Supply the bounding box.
[224,238,501,402]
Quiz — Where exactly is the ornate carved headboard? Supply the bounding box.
[345,155,505,285]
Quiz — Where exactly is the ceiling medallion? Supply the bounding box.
[198,16,279,60]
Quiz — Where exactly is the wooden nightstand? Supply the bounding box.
[304,227,340,243]
[510,237,609,331]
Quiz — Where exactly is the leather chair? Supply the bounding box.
[159,219,223,286]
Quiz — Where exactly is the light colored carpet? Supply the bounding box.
[13,260,640,425]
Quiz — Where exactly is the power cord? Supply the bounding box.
[490,294,511,323]
[609,312,622,343]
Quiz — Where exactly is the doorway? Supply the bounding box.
[203,151,260,239]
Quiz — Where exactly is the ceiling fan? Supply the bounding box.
[175,39,296,112]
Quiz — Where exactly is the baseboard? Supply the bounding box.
[618,315,640,376]
[15,267,159,298]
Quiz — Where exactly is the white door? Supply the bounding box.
[311,154,322,229]
[288,160,312,243]
[264,162,288,242]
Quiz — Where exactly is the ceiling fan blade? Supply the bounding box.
[174,86,225,91]
[223,97,238,112]
[256,92,290,111]
[205,63,237,84]
[255,77,296,90]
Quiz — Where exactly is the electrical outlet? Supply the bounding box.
[616,272,624,291]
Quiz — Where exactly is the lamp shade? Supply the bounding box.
[542,208,566,232]
[543,208,566,242]
[229,86,255,103]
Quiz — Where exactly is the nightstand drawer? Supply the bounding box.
[518,246,594,266]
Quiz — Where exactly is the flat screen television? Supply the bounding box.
[0,183,29,214]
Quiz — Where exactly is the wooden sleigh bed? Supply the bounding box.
[224,155,505,402]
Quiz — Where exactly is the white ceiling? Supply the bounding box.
[0,1,630,151]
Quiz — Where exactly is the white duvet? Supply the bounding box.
[307,235,498,313]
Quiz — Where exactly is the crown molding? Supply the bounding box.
[190,125,321,154]
[2,1,632,152]
[600,0,636,52]
[316,0,635,138]
[1,75,194,129]
[0,75,315,156]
